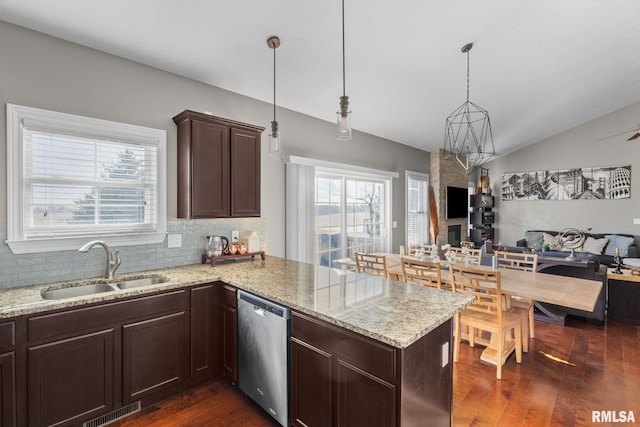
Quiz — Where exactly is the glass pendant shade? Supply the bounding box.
[337,95,351,140]
[269,120,281,154]
[337,112,351,140]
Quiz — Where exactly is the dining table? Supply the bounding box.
[335,252,604,365]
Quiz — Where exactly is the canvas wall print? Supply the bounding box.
[502,165,630,201]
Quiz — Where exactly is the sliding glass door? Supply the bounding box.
[315,172,389,267]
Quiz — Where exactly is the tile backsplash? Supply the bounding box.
[0,218,268,289]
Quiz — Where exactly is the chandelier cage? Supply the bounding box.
[443,43,495,175]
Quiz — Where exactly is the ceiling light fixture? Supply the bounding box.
[443,43,495,175]
[267,36,281,154]
[337,0,351,140]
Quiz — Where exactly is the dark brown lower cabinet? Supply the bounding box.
[122,312,186,403]
[0,320,16,427]
[23,289,189,426]
[27,329,114,427]
[290,338,333,426]
[291,311,453,427]
[190,284,216,379]
[0,352,16,427]
[220,284,238,383]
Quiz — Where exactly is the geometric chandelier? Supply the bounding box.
[443,43,495,175]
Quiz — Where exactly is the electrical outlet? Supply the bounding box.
[634,218,640,225]
[167,234,182,248]
[231,230,239,242]
[441,342,449,367]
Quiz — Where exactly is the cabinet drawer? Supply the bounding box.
[0,322,15,350]
[292,311,396,383]
[28,290,187,343]
[221,283,237,308]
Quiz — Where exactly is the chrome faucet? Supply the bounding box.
[78,240,122,279]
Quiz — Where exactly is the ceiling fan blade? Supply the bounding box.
[627,132,640,141]
[598,126,640,141]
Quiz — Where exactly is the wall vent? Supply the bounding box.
[83,402,141,427]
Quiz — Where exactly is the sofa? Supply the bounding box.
[516,230,638,267]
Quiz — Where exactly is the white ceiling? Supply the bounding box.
[1,0,640,156]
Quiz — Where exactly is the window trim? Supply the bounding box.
[6,104,167,254]
[405,170,430,246]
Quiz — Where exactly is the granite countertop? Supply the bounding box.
[0,256,472,349]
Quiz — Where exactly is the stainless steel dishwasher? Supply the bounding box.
[237,290,290,426]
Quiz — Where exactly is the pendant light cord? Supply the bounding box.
[342,0,346,97]
[273,44,277,121]
[466,48,470,102]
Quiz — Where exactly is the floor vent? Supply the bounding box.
[83,402,141,427]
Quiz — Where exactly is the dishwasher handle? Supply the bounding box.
[253,305,265,316]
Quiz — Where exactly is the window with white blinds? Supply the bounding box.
[6,104,166,254]
[406,171,429,246]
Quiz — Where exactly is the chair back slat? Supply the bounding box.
[451,265,502,321]
[408,243,437,258]
[355,252,387,278]
[401,258,442,289]
[494,250,538,272]
[449,247,482,265]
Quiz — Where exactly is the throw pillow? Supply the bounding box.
[524,231,544,248]
[543,232,562,251]
[604,234,635,257]
[582,236,609,255]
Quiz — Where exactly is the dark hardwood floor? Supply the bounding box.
[114,319,640,426]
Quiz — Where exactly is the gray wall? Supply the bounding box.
[0,21,428,287]
[485,100,640,246]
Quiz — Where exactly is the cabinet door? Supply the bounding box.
[230,128,261,217]
[190,284,215,379]
[221,304,238,383]
[122,312,186,403]
[191,120,230,218]
[290,338,333,427]
[28,330,114,427]
[0,352,15,427]
[338,361,396,427]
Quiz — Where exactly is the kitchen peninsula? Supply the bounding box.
[0,256,472,426]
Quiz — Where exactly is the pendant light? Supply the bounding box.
[443,43,495,175]
[267,36,281,154]
[337,0,351,140]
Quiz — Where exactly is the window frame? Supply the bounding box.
[6,104,167,254]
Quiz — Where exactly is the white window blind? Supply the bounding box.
[7,104,166,254]
[406,171,429,245]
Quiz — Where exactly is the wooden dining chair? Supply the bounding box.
[451,265,523,380]
[494,250,538,351]
[449,247,482,265]
[408,243,437,258]
[401,258,442,289]
[354,252,387,278]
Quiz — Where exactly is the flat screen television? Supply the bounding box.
[446,186,469,219]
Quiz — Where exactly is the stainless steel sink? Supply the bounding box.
[115,275,167,289]
[41,283,118,300]
[41,275,168,299]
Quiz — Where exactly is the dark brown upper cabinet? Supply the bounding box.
[173,110,264,218]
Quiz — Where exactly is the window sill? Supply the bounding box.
[6,233,167,254]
